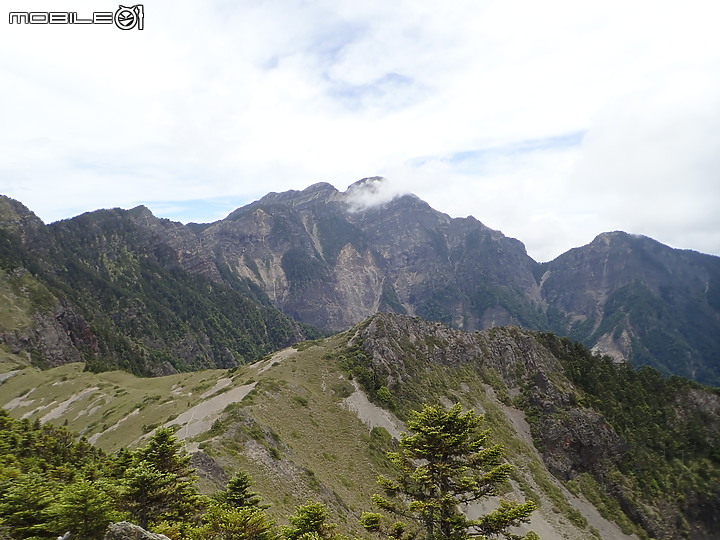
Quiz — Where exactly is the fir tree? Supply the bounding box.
[191,505,277,540]
[369,403,538,540]
[283,501,343,540]
[216,470,265,509]
[136,427,192,475]
[49,478,117,540]
[0,473,55,539]
[120,428,202,529]
[121,460,177,530]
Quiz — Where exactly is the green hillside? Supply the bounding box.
[2,314,717,539]
[0,197,322,376]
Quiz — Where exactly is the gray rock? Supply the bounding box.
[104,522,171,540]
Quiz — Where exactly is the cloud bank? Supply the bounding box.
[1,0,718,261]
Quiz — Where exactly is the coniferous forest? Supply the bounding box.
[0,404,542,540]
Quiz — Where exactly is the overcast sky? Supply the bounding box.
[1,0,718,262]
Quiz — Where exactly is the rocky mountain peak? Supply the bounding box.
[2,181,720,384]
[593,230,631,244]
[301,181,340,198]
[127,204,156,220]
[344,176,387,196]
[342,177,430,215]
[0,196,47,236]
[253,182,342,210]
[590,230,660,251]
[0,195,52,256]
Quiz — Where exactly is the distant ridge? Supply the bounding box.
[1,181,719,384]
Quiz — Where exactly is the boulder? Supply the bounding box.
[104,522,171,540]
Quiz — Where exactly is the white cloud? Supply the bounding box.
[569,73,720,255]
[1,0,718,261]
[344,177,407,212]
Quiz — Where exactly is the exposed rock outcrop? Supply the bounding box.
[2,181,720,384]
[133,182,720,384]
[104,522,171,540]
[349,313,720,539]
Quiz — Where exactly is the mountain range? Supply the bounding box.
[1,312,718,539]
[1,178,719,384]
[1,181,720,539]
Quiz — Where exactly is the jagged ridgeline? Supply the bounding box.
[0,196,323,375]
[2,184,719,539]
[342,314,720,539]
[0,313,718,539]
[3,178,720,384]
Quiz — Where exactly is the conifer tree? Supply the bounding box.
[120,428,202,529]
[136,427,192,475]
[121,460,177,530]
[369,403,538,540]
[216,470,265,509]
[0,473,54,539]
[283,501,343,540]
[191,505,277,540]
[49,478,117,540]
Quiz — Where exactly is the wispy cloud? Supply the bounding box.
[344,177,407,212]
[1,0,718,261]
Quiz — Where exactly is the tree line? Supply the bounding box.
[0,404,538,539]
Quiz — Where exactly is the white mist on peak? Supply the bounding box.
[343,177,410,212]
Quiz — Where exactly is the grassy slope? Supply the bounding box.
[0,335,630,539]
[0,358,225,452]
[197,336,396,531]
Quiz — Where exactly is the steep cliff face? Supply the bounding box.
[126,205,223,280]
[351,314,628,487]
[0,197,97,367]
[347,313,720,540]
[198,183,361,329]
[344,193,544,330]
[0,196,317,375]
[540,231,720,384]
[0,196,52,259]
[190,180,544,332]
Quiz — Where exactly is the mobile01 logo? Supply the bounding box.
[9,5,144,30]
